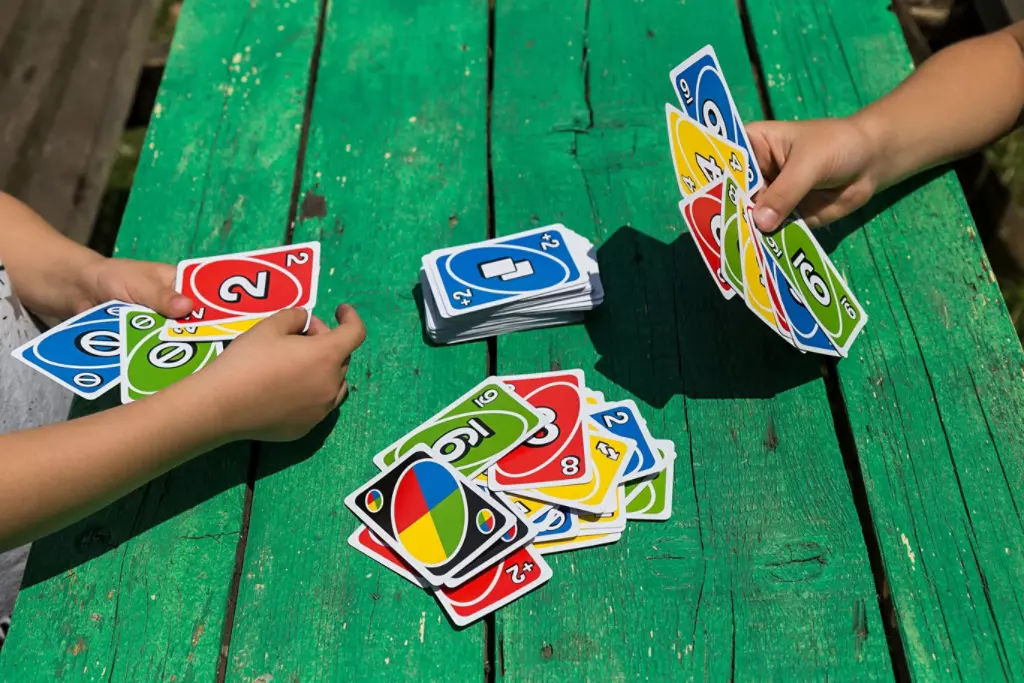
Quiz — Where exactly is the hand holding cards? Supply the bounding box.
[346,371,676,627]
[668,46,867,356]
[13,242,322,402]
[420,225,603,344]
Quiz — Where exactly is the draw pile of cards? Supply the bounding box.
[346,371,675,627]
[12,243,320,403]
[667,46,867,356]
[420,225,603,344]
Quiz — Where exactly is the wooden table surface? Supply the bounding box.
[4,0,1024,681]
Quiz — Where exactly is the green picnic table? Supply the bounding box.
[4,0,1024,680]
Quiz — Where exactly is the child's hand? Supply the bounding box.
[80,258,193,318]
[747,118,881,232]
[194,304,367,442]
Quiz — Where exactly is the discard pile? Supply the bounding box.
[345,371,675,627]
[668,46,868,356]
[419,225,604,344]
[12,243,321,402]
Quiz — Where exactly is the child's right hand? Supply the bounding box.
[747,117,882,233]
[194,304,367,442]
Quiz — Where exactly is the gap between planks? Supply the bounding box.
[214,0,331,680]
[734,0,912,677]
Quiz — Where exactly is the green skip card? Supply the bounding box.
[758,216,867,356]
[373,378,549,479]
[119,308,223,404]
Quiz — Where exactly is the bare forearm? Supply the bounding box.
[854,23,1024,190]
[0,192,102,318]
[0,376,232,550]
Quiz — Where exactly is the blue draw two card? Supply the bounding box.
[670,45,763,193]
[13,301,128,399]
[589,400,663,482]
[428,225,585,316]
[760,249,839,356]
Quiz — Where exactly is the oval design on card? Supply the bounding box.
[392,460,467,566]
[494,381,584,479]
[189,257,303,316]
[365,489,384,513]
[476,509,496,534]
[444,245,572,295]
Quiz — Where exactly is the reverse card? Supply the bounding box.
[345,447,515,587]
[516,425,635,514]
[119,308,223,404]
[373,378,548,479]
[488,370,593,490]
[12,301,127,399]
[720,176,746,298]
[758,216,868,356]
[670,45,763,193]
[588,400,665,483]
[679,179,735,299]
[426,225,588,317]
[171,242,320,327]
[444,491,538,588]
[347,525,427,587]
[435,546,552,627]
[666,103,748,198]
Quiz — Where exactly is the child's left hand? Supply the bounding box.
[78,257,193,319]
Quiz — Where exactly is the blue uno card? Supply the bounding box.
[760,248,839,356]
[430,225,585,316]
[670,45,763,193]
[12,301,127,399]
[589,401,663,482]
[533,506,579,542]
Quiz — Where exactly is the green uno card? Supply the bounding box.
[372,378,548,479]
[120,308,223,404]
[720,175,745,298]
[758,216,867,356]
[624,443,675,521]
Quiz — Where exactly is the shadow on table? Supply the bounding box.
[21,399,339,587]
[585,170,948,407]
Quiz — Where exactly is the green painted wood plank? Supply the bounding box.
[0,1,321,680]
[223,1,491,680]
[746,0,1024,678]
[491,1,892,680]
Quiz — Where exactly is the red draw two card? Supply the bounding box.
[172,242,321,326]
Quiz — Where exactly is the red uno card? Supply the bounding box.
[347,525,427,587]
[489,370,594,491]
[680,179,735,300]
[435,546,552,627]
[172,242,321,325]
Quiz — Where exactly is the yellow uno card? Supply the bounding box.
[737,200,784,337]
[577,486,627,535]
[518,427,635,514]
[534,532,621,555]
[666,103,748,198]
[160,316,265,342]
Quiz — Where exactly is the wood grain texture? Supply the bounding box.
[491,1,891,680]
[0,0,161,244]
[0,1,320,679]
[746,0,1024,678]
[223,0,492,680]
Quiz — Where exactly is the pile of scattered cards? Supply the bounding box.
[345,370,674,627]
[12,243,320,403]
[419,225,604,344]
[667,46,867,356]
